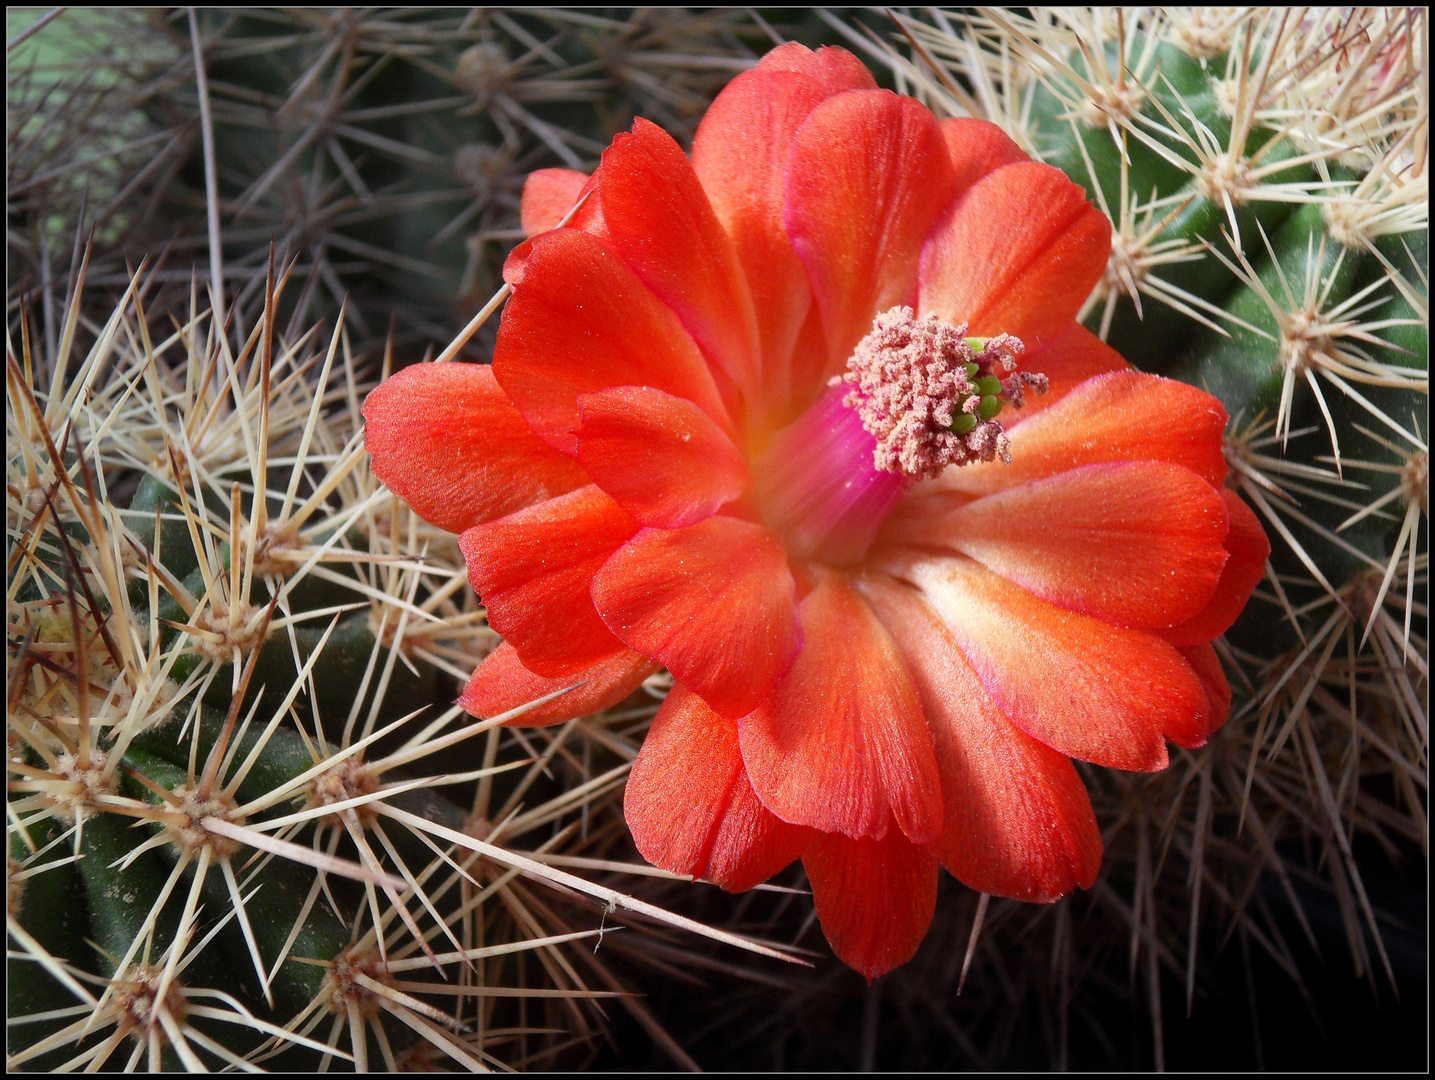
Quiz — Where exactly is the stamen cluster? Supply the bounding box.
[841,306,1044,480]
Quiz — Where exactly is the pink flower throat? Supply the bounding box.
[753,307,1043,566]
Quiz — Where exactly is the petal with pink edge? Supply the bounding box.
[1163,489,1271,645]
[739,575,943,844]
[786,89,959,370]
[493,228,730,455]
[458,641,657,727]
[890,462,1230,629]
[754,42,878,91]
[363,362,588,534]
[803,829,938,981]
[575,386,749,529]
[519,168,589,236]
[595,118,762,409]
[460,486,637,677]
[591,516,800,719]
[625,685,813,893]
[919,161,1110,345]
[1009,322,1131,418]
[691,70,826,414]
[883,552,1211,769]
[940,117,1030,195]
[927,370,1229,500]
[859,575,1102,900]
[693,51,875,419]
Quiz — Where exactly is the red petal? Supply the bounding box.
[520,168,590,237]
[928,371,1229,500]
[507,176,606,285]
[940,117,1030,194]
[859,575,1102,900]
[691,71,825,422]
[803,829,938,980]
[886,553,1211,769]
[460,486,637,677]
[362,363,588,534]
[1012,322,1131,417]
[692,51,874,423]
[754,42,878,92]
[1163,489,1271,645]
[786,90,960,369]
[591,516,800,719]
[625,685,813,892]
[1178,641,1232,735]
[575,386,749,529]
[891,462,1230,628]
[739,575,943,843]
[493,228,730,455]
[458,641,657,727]
[595,118,761,412]
[919,162,1110,344]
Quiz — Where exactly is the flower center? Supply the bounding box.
[753,307,1044,566]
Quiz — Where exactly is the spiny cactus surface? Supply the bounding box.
[7,6,1428,1073]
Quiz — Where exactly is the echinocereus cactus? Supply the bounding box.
[8,6,1427,1072]
[7,256,789,1071]
[362,40,1269,980]
[766,7,1424,1067]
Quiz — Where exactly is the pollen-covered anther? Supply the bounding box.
[841,307,1045,481]
[307,757,381,828]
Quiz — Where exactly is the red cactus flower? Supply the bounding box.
[363,43,1270,980]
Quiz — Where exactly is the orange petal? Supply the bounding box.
[692,70,824,421]
[739,575,943,843]
[1177,641,1233,735]
[859,575,1102,900]
[886,553,1211,769]
[458,641,657,727]
[493,228,730,455]
[891,462,1230,629]
[1011,322,1132,418]
[591,516,800,719]
[507,175,606,285]
[575,386,749,529]
[940,117,1030,195]
[625,685,814,892]
[786,89,959,369]
[754,42,878,92]
[519,168,590,237]
[1163,489,1271,645]
[803,829,938,981]
[927,371,1229,500]
[363,362,588,534]
[692,53,874,423]
[919,161,1110,345]
[595,118,761,412]
[460,486,637,677]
